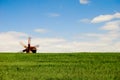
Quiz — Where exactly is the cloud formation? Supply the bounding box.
[91,12,120,23]
[79,18,90,23]
[79,0,89,4]
[1,30,120,52]
[90,12,120,43]
[1,12,120,52]
[100,20,120,31]
[34,29,48,33]
[48,13,60,17]
[0,31,28,52]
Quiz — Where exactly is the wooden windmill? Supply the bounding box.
[20,37,39,53]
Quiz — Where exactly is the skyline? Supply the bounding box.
[0,0,120,52]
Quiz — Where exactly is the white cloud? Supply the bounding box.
[48,13,60,17]
[79,0,89,4]
[0,31,28,52]
[1,30,120,52]
[91,12,120,23]
[34,29,48,33]
[100,20,120,31]
[79,18,90,23]
[0,31,68,52]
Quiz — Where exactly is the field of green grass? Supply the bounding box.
[0,53,120,80]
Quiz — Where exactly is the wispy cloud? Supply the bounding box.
[89,12,120,43]
[48,13,60,17]
[100,20,120,31]
[79,18,90,23]
[79,0,90,4]
[34,29,48,33]
[91,12,120,23]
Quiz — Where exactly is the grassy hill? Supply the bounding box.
[0,53,120,80]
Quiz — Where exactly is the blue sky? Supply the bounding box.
[0,0,120,52]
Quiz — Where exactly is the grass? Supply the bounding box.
[0,52,120,80]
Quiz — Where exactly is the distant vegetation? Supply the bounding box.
[0,53,120,80]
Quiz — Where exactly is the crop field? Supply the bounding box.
[0,53,120,80]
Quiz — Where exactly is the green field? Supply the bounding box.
[0,53,120,80]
